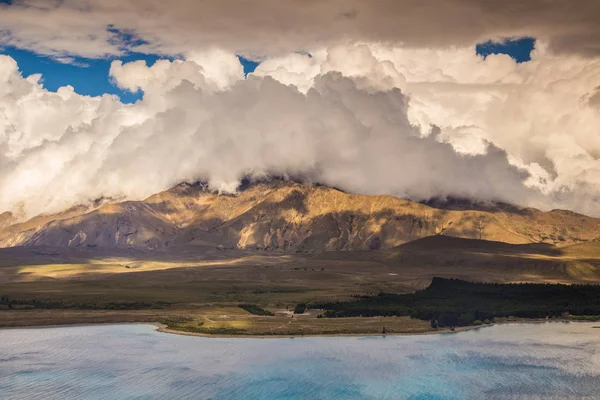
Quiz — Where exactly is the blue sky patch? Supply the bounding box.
[2,43,259,102]
[238,56,260,76]
[476,37,535,63]
[0,46,165,103]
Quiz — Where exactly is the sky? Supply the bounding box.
[1,39,527,103]
[1,45,259,103]
[1,0,600,218]
[476,38,536,64]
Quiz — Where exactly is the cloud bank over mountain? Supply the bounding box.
[1,1,600,217]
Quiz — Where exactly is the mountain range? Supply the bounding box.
[1,180,599,252]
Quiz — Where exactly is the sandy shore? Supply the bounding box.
[0,321,165,331]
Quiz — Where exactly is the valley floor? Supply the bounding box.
[1,237,600,336]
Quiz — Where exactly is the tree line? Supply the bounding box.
[310,277,600,327]
[0,296,169,310]
[238,304,274,316]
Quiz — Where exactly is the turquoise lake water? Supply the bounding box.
[0,322,599,399]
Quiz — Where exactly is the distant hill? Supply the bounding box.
[1,180,600,251]
[393,235,561,255]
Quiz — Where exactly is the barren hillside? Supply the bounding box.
[1,180,599,251]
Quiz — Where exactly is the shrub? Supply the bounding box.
[238,304,274,316]
[294,303,307,314]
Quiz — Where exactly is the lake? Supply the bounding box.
[1,322,599,399]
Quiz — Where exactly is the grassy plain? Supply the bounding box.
[1,236,600,335]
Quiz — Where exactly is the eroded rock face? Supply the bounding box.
[1,180,600,251]
[22,202,177,250]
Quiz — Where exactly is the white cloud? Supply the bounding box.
[3,37,600,218]
[253,43,600,216]
[0,50,550,218]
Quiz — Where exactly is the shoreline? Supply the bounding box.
[153,319,587,339]
[154,324,480,339]
[0,321,165,331]
[0,320,480,338]
[2,319,594,339]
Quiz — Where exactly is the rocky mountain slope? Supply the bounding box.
[1,180,600,251]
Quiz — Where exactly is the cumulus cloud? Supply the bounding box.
[253,42,600,216]
[0,50,548,217]
[378,43,600,216]
[2,28,600,218]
